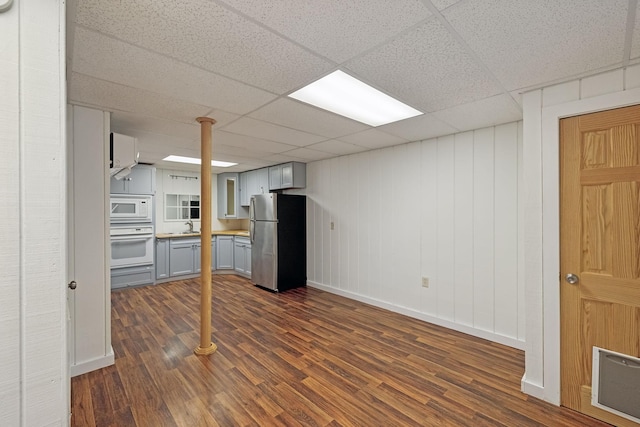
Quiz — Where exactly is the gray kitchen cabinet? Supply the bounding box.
[156,238,170,280]
[256,167,269,195]
[217,172,248,219]
[169,238,200,277]
[110,164,156,195]
[239,171,251,207]
[211,237,217,271]
[234,236,251,276]
[240,168,270,207]
[268,162,306,190]
[111,265,154,289]
[216,235,234,269]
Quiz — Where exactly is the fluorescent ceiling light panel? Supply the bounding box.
[289,70,422,127]
[163,155,237,168]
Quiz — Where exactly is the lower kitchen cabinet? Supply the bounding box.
[156,238,170,280]
[234,236,251,276]
[111,265,155,289]
[216,235,234,269]
[169,238,201,276]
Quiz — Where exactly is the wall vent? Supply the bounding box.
[591,347,640,424]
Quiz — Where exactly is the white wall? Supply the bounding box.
[522,64,640,403]
[0,0,68,425]
[303,122,525,349]
[155,168,247,233]
[68,105,113,377]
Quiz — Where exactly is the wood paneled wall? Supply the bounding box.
[302,122,524,348]
[0,1,68,424]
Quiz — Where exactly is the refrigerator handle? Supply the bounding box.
[249,197,255,243]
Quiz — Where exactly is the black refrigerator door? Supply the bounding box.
[275,195,307,291]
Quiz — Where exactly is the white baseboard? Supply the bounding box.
[70,347,115,377]
[521,374,545,400]
[307,281,525,351]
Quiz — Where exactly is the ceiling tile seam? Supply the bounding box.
[216,128,323,151]
[622,0,638,66]
[70,70,241,123]
[336,14,438,70]
[211,0,340,67]
[72,24,282,97]
[68,93,208,127]
[418,0,522,114]
[217,111,357,141]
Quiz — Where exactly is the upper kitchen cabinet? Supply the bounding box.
[217,172,248,219]
[239,167,269,207]
[110,164,156,195]
[269,162,306,190]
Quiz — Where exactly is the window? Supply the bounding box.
[165,194,200,221]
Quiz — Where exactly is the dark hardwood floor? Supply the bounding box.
[71,275,609,426]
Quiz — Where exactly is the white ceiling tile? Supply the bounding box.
[222,117,326,147]
[282,147,335,161]
[377,113,457,142]
[248,98,370,138]
[429,0,463,11]
[306,140,369,156]
[72,27,277,115]
[219,0,431,63]
[345,19,501,113]
[68,73,211,124]
[214,130,297,154]
[74,0,333,93]
[431,94,522,132]
[339,129,408,150]
[112,112,200,141]
[444,0,628,91]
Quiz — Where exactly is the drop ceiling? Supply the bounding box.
[67,0,640,173]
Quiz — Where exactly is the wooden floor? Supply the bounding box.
[71,275,609,426]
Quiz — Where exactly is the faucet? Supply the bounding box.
[185,219,193,233]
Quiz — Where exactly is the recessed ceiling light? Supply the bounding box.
[163,155,237,168]
[289,70,423,127]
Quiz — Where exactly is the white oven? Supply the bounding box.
[110,225,154,268]
[110,195,152,223]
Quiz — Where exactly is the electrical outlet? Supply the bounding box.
[422,277,429,288]
[330,222,334,230]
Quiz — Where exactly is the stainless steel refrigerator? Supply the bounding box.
[249,193,306,292]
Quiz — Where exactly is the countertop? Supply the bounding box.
[156,229,249,239]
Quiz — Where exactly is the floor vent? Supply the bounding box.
[591,347,640,424]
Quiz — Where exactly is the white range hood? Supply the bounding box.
[109,132,139,179]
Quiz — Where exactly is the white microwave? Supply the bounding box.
[110,195,152,223]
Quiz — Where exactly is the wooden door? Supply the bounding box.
[560,104,640,426]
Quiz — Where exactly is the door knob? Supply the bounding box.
[565,273,579,285]
[68,280,77,290]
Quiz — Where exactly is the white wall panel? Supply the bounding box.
[368,151,383,299]
[0,5,21,426]
[436,136,456,321]
[472,127,495,332]
[420,140,438,315]
[494,123,520,338]
[454,132,474,326]
[346,155,359,294]
[0,0,68,424]
[403,142,422,311]
[306,122,523,347]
